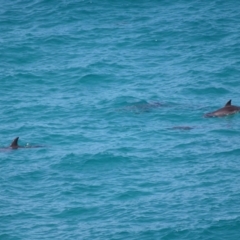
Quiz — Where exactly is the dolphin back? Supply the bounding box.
[204,100,240,117]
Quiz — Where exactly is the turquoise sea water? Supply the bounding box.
[1,0,240,239]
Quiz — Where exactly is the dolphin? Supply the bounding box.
[169,126,193,130]
[120,101,163,113]
[0,137,44,150]
[204,100,240,117]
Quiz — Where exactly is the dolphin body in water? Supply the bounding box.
[1,137,43,150]
[120,101,163,113]
[169,126,194,130]
[204,100,240,117]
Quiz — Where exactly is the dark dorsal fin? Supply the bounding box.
[225,100,231,106]
[10,137,19,148]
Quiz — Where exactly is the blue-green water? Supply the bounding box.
[1,1,240,239]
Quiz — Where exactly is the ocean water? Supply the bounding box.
[1,0,240,239]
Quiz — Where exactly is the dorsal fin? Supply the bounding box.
[225,100,231,106]
[10,137,19,148]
